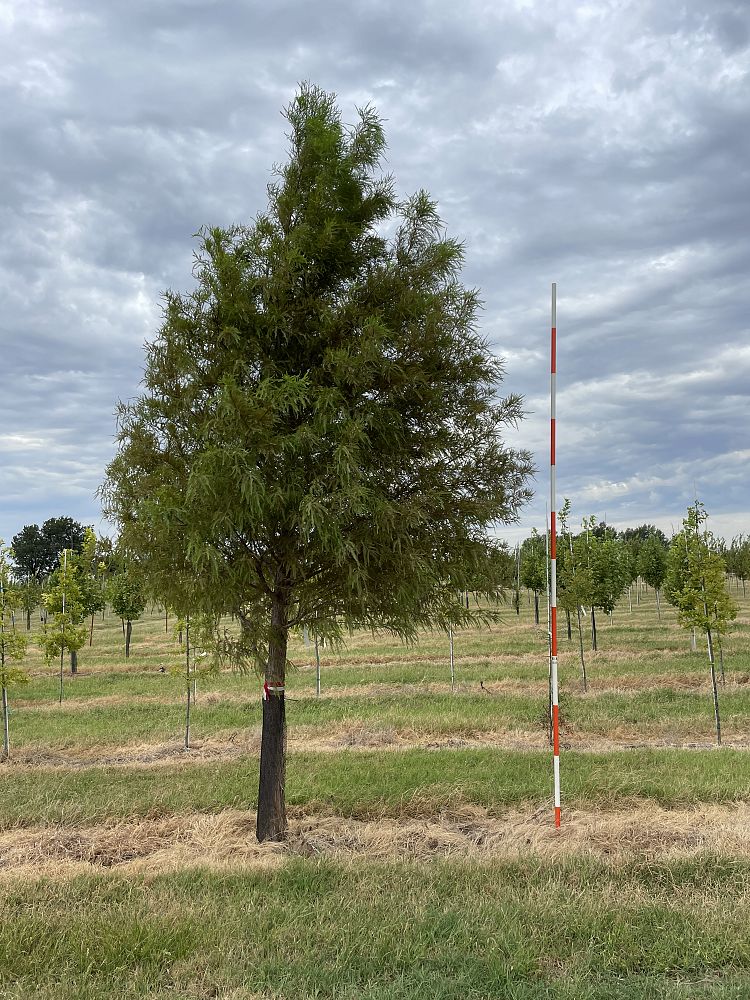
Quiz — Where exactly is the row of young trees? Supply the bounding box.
[517,502,738,742]
[518,512,669,656]
[0,529,148,758]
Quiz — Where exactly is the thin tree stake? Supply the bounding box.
[59,549,66,706]
[449,627,455,693]
[184,617,191,750]
[315,633,321,697]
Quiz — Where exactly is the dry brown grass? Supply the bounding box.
[9,721,750,772]
[3,801,750,881]
[16,693,170,712]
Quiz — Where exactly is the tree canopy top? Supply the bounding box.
[102,83,533,668]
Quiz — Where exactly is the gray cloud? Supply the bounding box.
[0,0,747,548]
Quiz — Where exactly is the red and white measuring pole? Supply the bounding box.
[550,282,561,828]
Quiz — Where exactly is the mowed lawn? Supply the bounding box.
[1,584,750,998]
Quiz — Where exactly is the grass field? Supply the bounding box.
[2,583,749,998]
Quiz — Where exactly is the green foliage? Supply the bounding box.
[39,550,88,664]
[519,528,546,594]
[637,535,668,592]
[11,517,86,582]
[101,84,533,674]
[554,505,629,654]
[13,578,42,629]
[589,535,630,614]
[108,569,146,624]
[620,523,669,559]
[726,535,750,589]
[74,528,107,620]
[556,502,592,615]
[0,544,28,685]
[619,543,639,587]
[665,503,737,637]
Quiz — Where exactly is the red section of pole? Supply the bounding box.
[550,283,560,828]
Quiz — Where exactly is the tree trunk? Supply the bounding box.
[26,608,31,631]
[257,590,289,842]
[90,613,95,646]
[655,588,661,621]
[70,649,78,674]
[576,606,587,692]
[533,592,539,626]
[591,606,598,652]
[707,626,721,746]
[125,620,132,659]
[566,610,572,641]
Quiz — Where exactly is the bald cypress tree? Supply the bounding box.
[101,85,533,841]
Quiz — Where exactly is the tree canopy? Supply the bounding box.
[101,84,533,839]
[11,517,86,582]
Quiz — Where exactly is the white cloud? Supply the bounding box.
[0,0,748,548]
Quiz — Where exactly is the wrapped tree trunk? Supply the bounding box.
[257,589,289,842]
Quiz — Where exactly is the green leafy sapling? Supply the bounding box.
[520,529,547,626]
[168,614,216,749]
[665,502,738,745]
[40,549,88,701]
[13,577,42,632]
[637,534,668,619]
[109,567,146,659]
[557,501,591,688]
[0,544,29,759]
[74,529,107,647]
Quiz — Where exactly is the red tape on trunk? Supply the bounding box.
[262,682,285,700]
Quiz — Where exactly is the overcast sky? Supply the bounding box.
[1,0,748,550]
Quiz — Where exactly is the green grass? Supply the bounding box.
[8,683,750,752]
[4,747,750,828]
[2,587,749,998]
[3,857,750,998]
